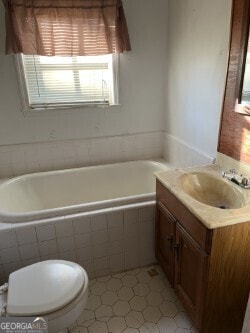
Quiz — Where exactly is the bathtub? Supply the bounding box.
[0,160,167,223]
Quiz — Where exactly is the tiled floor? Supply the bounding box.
[71,265,198,333]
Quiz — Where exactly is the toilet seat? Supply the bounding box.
[7,260,86,316]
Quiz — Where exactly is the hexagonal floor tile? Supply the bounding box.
[77,309,95,325]
[125,310,144,328]
[160,301,178,318]
[113,300,131,316]
[123,328,139,333]
[129,296,147,311]
[136,270,151,284]
[146,291,163,307]
[101,290,119,305]
[70,326,88,333]
[148,278,165,292]
[162,287,178,302]
[122,274,138,287]
[143,306,162,323]
[117,286,134,301]
[88,320,108,333]
[140,322,160,333]
[95,304,113,319]
[90,281,107,295]
[86,294,101,310]
[175,312,193,329]
[157,317,177,333]
[133,283,150,297]
[106,278,123,291]
[107,316,126,333]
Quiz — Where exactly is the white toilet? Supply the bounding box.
[0,260,89,332]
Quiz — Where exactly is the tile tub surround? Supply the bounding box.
[0,132,163,178]
[163,133,215,168]
[70,265,197,333]
[0,203,156,284]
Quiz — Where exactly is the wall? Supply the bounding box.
[0,0,168,176]
[164,0,232,167]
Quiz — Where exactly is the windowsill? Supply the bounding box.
[21,104,121,117]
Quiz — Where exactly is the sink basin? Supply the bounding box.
[178,172,247,209]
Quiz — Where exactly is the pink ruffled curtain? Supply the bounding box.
[3,0,131,56]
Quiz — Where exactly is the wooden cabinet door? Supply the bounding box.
[175,223,208,328]
[155,202,175,286]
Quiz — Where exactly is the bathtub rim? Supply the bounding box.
[0,159,169,223]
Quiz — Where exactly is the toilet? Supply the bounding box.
[0,260,89,332]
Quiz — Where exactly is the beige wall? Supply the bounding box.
[0,0,168,145]
[165,0,232,159]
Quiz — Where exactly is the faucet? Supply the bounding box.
[222,169,250,189]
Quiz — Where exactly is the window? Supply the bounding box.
[16,54,119,111]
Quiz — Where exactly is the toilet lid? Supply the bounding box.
[7,260,85,316]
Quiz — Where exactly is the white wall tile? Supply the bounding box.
[16,227,37,245]
[41,253,60,261]
[92,229,108,245]
[125,250,139,270]
[0,231,17,250]
[3,261,23,276]
[94,256,110,272]
[0,247,21,264]
[91,213,107,231]
[38,239,58,256]
[108,226,124,242]
[107,212,123,229]
[19,243,40,260]
[73,215,91,234]
[124,209,139,225]
[139,207,155,223]
[36,224,56,242]
[74,233,91,248]
[110,253,124,273]
[79,259,94,278]
[93,243,109,259]
[57,236,75,252]
[109,240,125,255]
[55,220,73,238]
[59,250,77,262]
[22,257,41,267]
[76,246,93,262]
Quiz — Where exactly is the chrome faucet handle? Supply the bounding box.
[221,171,227,178]
[241,177,249,187]
[229,168,236,175]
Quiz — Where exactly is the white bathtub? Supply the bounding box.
[0,160,167,223]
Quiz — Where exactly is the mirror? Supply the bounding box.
[218,0,250,164]
[241,30,250,105]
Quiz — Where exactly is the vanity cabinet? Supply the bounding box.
[155,180,250,333]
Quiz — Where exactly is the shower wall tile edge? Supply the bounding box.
[0,131,163,178]
[163,132,215,168]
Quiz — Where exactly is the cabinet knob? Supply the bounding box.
[167,235,173,249]
[173,243,179,259]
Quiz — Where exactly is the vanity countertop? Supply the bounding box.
[155,164,250,229]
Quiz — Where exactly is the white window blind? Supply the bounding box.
[18,54,118,110]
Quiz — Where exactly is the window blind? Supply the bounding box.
[21,54,117,109]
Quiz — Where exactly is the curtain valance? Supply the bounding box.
[3,0,131,56]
